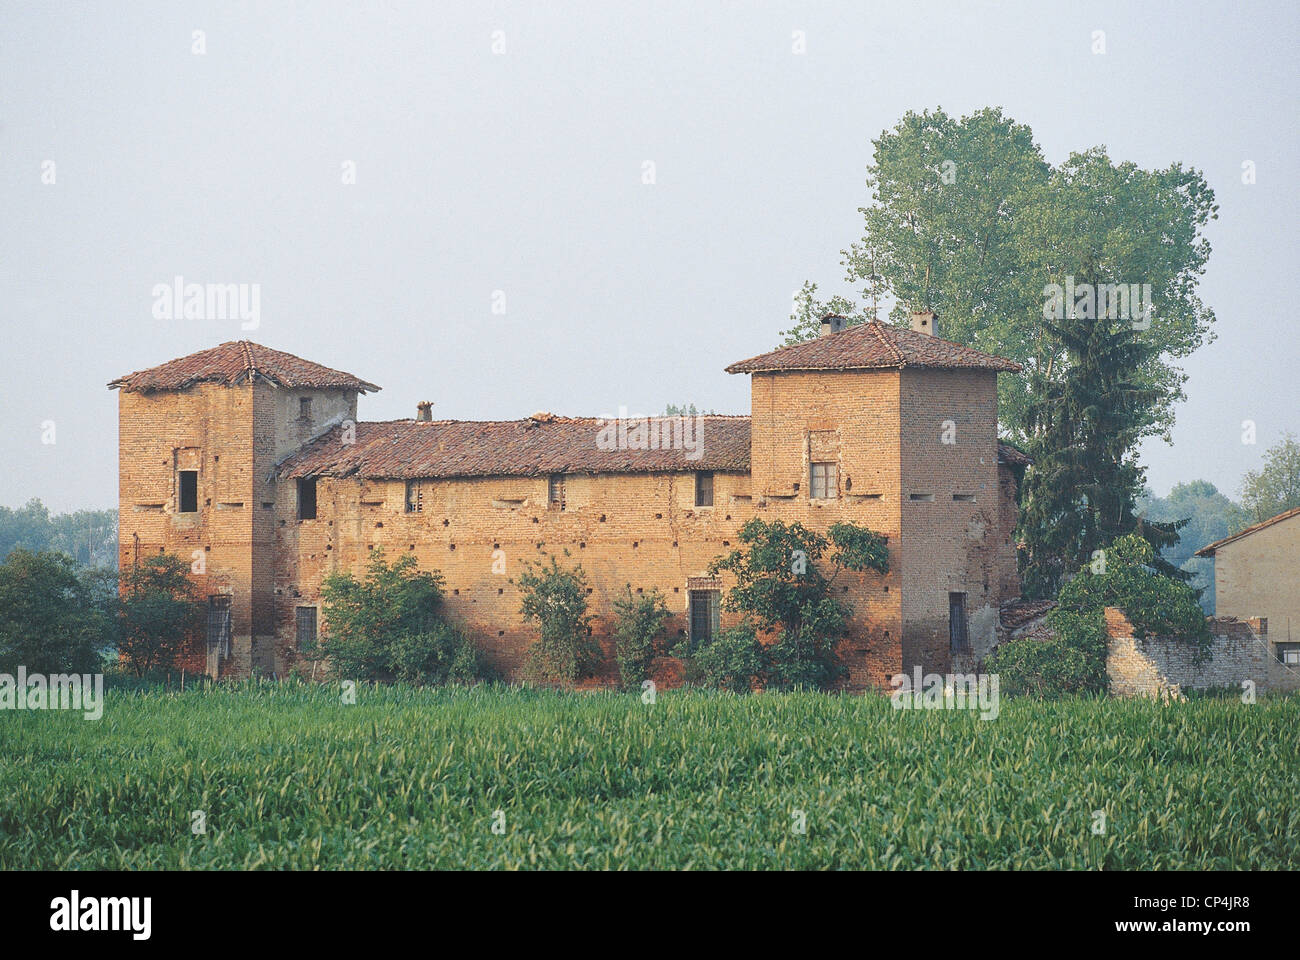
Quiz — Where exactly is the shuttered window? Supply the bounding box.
[695,471,714,507]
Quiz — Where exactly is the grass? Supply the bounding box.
[1,682,1296,869]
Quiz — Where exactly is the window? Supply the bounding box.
[949,592,969,654]
[296,607,317,649]
[206,596,231,655]
[695,471,714,507]
[178,470,198,513]
[810,462,837,500]
[405,480,424,514]
[299,397,312,419]
[548,474,566,511]
[909,493,935,502]
[1278,644,1300,666]
[297,477,317,520]
[953,494,975,502]
[689,590,720,645]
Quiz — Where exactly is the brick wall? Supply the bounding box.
[273,467,902,690]
[1103,607,1297,697]
[898,368,1008,674]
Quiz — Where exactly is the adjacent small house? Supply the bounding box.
[1196,506,1300,667]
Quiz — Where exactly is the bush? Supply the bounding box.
[388,622,482,686]
[514,554,598,685]
[611,586,669,692]
[990,534,1212,699]
[691,621,765,693]
[702,518,889,691]
[312,549,484,684]
[985,618,1107,699]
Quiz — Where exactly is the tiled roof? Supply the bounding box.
[997,441,1033,466]
[724,321,1022,374]
[1195,505,1300,557]
[280,415,1029,482]
[999,599,1056,630]
[108,341,380,394]
[278,415,753,480]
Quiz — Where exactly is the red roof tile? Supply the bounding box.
[997,441,1033,466]
[725,321,1022,374]
[278,415,752,480]
[279,414,1031,482]
[108,341,380,394]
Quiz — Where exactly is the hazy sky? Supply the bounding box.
[2,0,1296,512]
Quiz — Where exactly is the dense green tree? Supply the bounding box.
[791,108,1217,599]
[514,553,598,685]
[611,585,670,691]
[704,519,888,690]
[49,509,118,568]
[1240,432,1300,523]
[117,554,202,676]
[0,500,55,561]
[0,549,111,674]
[0,499,117,568]
[313,549,477,683]
[988,534,1209,698]
[1017,299,1186,596]
[840,107,1215,447]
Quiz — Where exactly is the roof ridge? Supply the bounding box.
[108,341,381,394]
[866,320,907,366]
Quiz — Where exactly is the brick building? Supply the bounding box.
[110,313,1026,690]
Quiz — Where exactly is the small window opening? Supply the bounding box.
[689,590,721,646]
[810,462,838,500]
[909,493,935,502]
[298,477,317,520]
[299,397,312,419]
[178,470,198,513]
[296,606,317,649]
[949,592,969,654]
[953,494,976,502]
[549,474,566,511]
[695,471,714,507]
[405,480,423,514]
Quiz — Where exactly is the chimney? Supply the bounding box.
[910,311,937,337]
[416,401,433,422]
[819,313,848,338]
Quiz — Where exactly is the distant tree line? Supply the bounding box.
[0,499,117,568]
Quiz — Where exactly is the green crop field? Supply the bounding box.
[1,683,1295,869]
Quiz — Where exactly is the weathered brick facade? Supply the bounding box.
[112,319,1026,690]
[1104,608,1299,697]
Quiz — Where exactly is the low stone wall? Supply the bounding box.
[1104,608,1287,698]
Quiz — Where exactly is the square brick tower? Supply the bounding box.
[726,313,1023,674]
[109,342,378,677]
